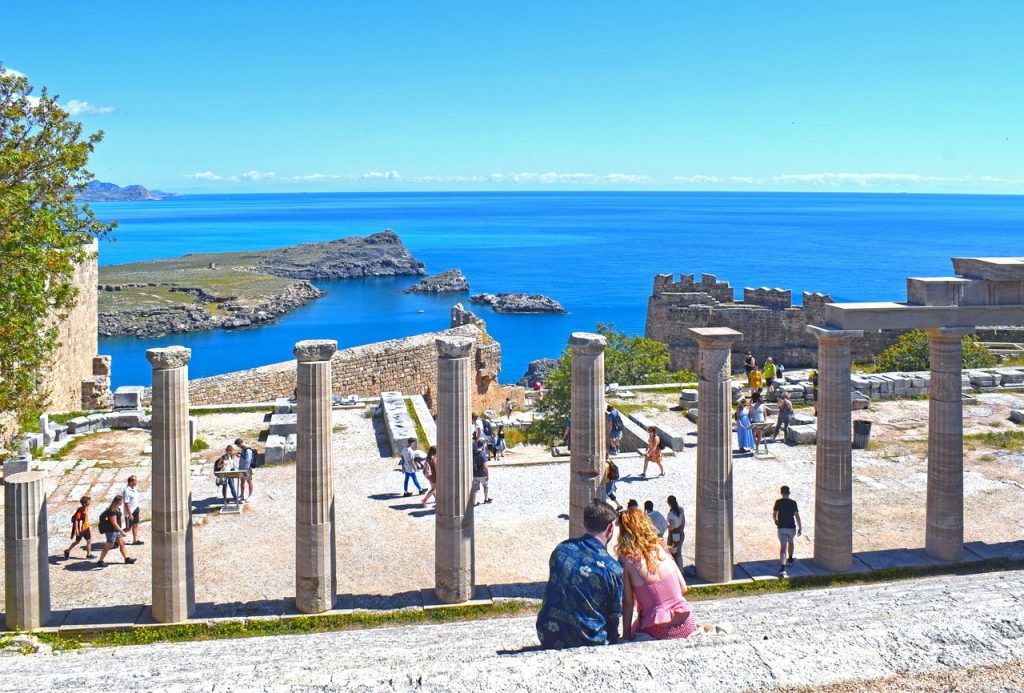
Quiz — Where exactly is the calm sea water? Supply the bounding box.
[94,192,1024,389]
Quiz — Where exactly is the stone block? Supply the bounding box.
[679,388,698,403]
[188,417,199,446]
[50,423,69,442]
[92,355,112,376]
[791,412,816,426]
[274,397,294,414]
[408,395,437,447]
[381,391,418,455]
[264,434,288,463]
[3,454,31,477]
[1010,410,1024,425]
[851,391,871,410]
[113,385,145,410]
[269,413,297,436]
[786,424,817,444]
[106,409,150,430]
[66,416,91,434]
[686,408,699,424]
[627,413,686,451]
[24,432,44,451]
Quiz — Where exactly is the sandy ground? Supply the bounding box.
[2,391,1024,616]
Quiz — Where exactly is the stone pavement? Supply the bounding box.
[3,568,1023,692]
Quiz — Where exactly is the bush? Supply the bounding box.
[876,330,997,373]
[503,428,526,448]
[191,437,210,453]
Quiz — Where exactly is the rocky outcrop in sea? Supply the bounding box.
[470,292,565,314]
[518,358,559,387]
[98,281,325,338]
[259,230,425,279]
[403,269,469,294]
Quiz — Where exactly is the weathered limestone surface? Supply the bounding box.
[7,569,1022,692]
[295,340,338,613]
[4,471,50,630]
[435,337,475,603]
[807,326,863,572]
[689,327,741,583]
[147,346,195,623]
[568,332,606,538]
[926,327,972,561]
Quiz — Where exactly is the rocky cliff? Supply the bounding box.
[77,181,177,201]
[258,230,425,279]
[403,269,469,294]
[470,292,565,314]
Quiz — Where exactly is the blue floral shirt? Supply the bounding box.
[536,534,624,648]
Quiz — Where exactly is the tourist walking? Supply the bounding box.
[235,437,255,502]
[772,393,794,441]
[604,458,622,511]
[606,404,625,456]
[641,426,664,478]
[471,438,491,505]
[495,424,508,459]
[96,495,136,567]
[421,445,438,506]
[122,475,143,546]
[471,413,484,442]
[666,495,685,572]
[213,444,240,505]
[749,367,763,393]
[644,500,668,538]
[617,508,712,641]
[400,438,424,497]
[537,500,623,649]
[735,400,754,453]
[763,357,777,393]
[64,495,94,559]
[750,395,767,453]
[744,351,757,386]
[504,397,514,420]
[773,485,802,577]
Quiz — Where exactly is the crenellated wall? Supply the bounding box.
[645,273,904,372]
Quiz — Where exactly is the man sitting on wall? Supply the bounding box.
[536,500,623,649]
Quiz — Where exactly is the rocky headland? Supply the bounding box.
[99,230,425,337]
[403,268,469,294]
[77,181,177,202]
[470,292,565,314]
[517,358,559,387]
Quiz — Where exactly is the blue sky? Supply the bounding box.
[4,2,1023,193]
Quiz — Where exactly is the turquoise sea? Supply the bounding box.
[95,192,1024,389]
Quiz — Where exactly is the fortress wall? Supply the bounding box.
[646,273,903,372]
[186,324,524,413]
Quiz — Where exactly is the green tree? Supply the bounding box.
[524,324,696,444]
[876,329,997,373]
[1,68,115,447]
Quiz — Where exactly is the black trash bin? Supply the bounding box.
[852,419,872,449]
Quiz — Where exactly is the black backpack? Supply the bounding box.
[482,419,493,436]
[98,509,114,534]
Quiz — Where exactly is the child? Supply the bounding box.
[605,459,622,510]
[64,495,94,559]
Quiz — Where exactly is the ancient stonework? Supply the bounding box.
[645,273,903,372]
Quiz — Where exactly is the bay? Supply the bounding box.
[94,192,1024,389]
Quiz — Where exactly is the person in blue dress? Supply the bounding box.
[536,500,623,648]
[735,399,754,453]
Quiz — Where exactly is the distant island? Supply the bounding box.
[77,180,178,202]
[470,292,565,314]
[98,230,425,337]
[403,268,470,294]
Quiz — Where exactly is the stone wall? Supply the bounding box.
[645,273,904,372]
[187,323,525,414]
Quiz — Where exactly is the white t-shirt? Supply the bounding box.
[667,507,684,531]
[647,510,669,537]
[123,485,140,513]
[401,445,418,473]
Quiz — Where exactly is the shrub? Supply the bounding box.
[191,437,210,453]
[876,330,997,373]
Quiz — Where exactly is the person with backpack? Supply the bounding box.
[641,426,664,478]
[235,437,255,503]
[421,445,438,506]
[495,424,508,459]
[604,458,621,510]
[481,417,497,460]
[213,445,240,505]
[606,405,625,456]
[96,495,136,567]
[471,437,491,505]
[64,495,94,560]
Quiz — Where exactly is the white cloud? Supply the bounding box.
[768,172,942,187]
[488,171,650,185]
[291,173,342,181]
[361,170,401,180]
[1,66,27,78]
[63,99,115,116]
[183,171,223,181]
[673,175,723,184]
[241,170,278,181]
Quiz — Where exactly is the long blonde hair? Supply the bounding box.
[616,508,665,574]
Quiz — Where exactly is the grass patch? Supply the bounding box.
[52,434,94,460]
[608,401,667,416]
[405,399,430,449]
[965,429,1024,453]
[189,405,274,416]
[631,385,691,395]
[38,600,537,650]
[332,424,348,433]
[191,437,210,453]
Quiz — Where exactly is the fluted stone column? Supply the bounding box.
[569,332,607,538]
[807,326,863,572]
[4,471,50,630]
[926,327,971,562]
[295,339,338,613]
[147,346,195,623]
[435,336,475,603]
[689,328,742,583]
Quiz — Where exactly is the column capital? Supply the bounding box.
[436,336,475,359]
[926,326,974,339]
[146,346,191,370]
[806,325,864,342]
[688,327,742,346]
[294,339,338,363]
[3,470,46,486]
[568,332,606,354]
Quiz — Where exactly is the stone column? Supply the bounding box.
[568,333,607,538]
[688,328,742,584]
[294,339,338,613]
[926,327,971,562]
[807,326,863,572]
[147,346,195,623]
[435,336,475,603]
[4,471,50,630]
